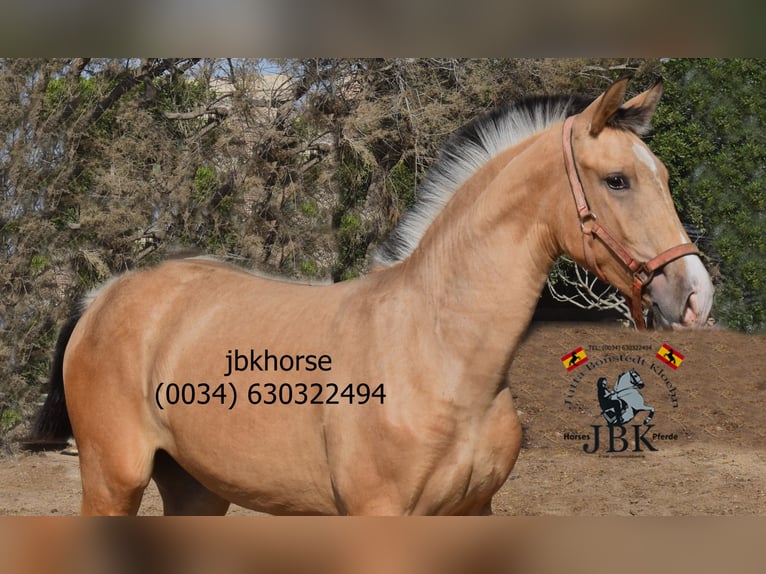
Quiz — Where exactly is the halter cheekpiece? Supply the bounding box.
[561,115,700,329]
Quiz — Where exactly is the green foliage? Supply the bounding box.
[193,165,217,202]
[337,148,372,208]
[74,249,110,289]
[387,159,417,211]
[43,76,99,119]
[154,77,209,114]
[0,407,21,431]
[29,254,50,275]
[20,360,49,386]
[215,194,234,215]
[205,230,240,255]
[300,259,318,276]
[51,206,80,231]
[339,212,361,234]
[333,144,375,279]
[300,201,318,217]
[652,59,766,331]
[338,269,360,281]
[334,211,368,280]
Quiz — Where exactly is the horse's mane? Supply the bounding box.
[372,94,594,267]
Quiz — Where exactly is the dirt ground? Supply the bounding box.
[1,322,764,516]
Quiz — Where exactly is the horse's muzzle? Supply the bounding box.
[647,255,714,329]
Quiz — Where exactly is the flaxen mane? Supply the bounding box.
[373,94,593,267]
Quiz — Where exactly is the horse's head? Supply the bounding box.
[556,78,714,329]
[627,368,644,389]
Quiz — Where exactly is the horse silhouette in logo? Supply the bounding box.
[596,369,655,426]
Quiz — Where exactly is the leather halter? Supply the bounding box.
[561,115,700,330]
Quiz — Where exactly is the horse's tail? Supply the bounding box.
[30,307,84,441]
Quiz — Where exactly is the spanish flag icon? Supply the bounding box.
[656,343,685,369]
[561,347,588,371]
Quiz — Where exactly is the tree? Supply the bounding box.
[1,59,210,444]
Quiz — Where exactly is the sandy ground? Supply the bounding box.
[1,323,764,515]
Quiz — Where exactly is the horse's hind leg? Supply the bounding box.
[152,450,230,516]
[76,437,155,516]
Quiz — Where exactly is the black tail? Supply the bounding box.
[31,309,83,441]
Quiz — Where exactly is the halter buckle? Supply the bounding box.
[579,211,597,233]
[633,265,653,286]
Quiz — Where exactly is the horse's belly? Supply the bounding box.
[160,405,339,514]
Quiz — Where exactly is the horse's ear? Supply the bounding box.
[617,78,663,136]
[583,76,630,137]
[583,77,664,137]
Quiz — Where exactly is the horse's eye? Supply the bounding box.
[605,174,630,191]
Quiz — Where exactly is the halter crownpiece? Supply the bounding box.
[561,115,700,330]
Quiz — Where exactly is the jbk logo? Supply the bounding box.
[597,369,654,425]
[582,422,658,454]
[561,347,684,455]
[584,369,660,454]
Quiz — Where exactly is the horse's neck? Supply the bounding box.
[614,375,629,392]
[392,128,563,385]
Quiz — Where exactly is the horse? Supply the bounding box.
[32,77,713,515]
[597,369,654,425]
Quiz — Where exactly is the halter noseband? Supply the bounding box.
[561,115,700,330]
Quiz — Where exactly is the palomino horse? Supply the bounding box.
[34,77,713,515]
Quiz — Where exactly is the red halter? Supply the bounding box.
[561,115,699,330]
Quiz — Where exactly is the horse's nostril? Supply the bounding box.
[682,292,700,325]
